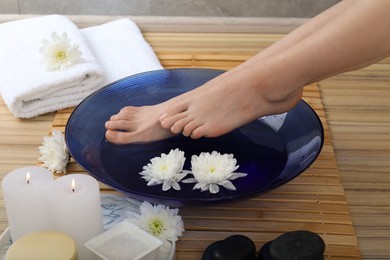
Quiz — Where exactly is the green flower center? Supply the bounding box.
[56,50,68,62]
[149,219,164,236]
[209,166,216,173]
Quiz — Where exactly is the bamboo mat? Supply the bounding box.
[2,15,390,258]
[0,17,362,257]
[49,83,361,259]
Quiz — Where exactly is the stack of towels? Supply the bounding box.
[0,15,163,118]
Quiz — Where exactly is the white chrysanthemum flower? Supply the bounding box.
[126,201,184,254]
[40,32,84,71]
[140,148,188,191]
[38,129,69,174]
[183,151,247,194]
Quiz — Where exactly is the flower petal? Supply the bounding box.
[200,184,210,192]
[219,180,237,191]
[193,182,206,190]
[170,181,181,191]
[147,179,162,186]
[228,172,248,180]
[182,177,196,183]
[209,184,220,194]
[162,181,172,191]
[175,172,189,182]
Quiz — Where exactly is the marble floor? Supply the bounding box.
[1,0,340,18]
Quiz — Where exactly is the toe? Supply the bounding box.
[170,117,193,134]
[159,102,189,128]
[105,130,125,144]
[160,112,187,130]
[182,121,200,137]
[105,120,133,131]
[112,106,139,120]
[105,130,137,145]
[190,125,207,139]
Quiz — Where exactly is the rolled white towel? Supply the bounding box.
[0,15,103,118]
[81,18,163,86]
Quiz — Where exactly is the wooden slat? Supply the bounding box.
[318,64,390,258]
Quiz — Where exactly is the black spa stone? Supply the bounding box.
[257,230,325,260]
[202,234,257,260]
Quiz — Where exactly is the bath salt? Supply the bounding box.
[95,231,149,259]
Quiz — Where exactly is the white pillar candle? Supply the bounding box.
[46,174,103,260]
[1,166,54,241]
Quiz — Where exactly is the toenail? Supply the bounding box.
[190,131,197,139]
[107,130,117,140]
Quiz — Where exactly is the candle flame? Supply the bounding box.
[71,178,76,192]
[26,172,31,184]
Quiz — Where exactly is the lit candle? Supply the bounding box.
[46,174,103,260]
[1,166,54,241]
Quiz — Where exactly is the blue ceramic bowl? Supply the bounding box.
[65,69,324,206]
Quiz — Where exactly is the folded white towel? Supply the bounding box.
[0,15,104,118]
[81,18,163,86]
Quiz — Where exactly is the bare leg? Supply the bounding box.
[105,0,351,144]
[160,0,390,138]
[105,0,390,144]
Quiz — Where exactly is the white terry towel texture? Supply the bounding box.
[0,15,104,118]
[81,18,163,86]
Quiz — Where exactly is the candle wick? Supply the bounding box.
[71,178,76,193]
[27,179,30,185]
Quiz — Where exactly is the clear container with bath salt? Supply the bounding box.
[85,221,163,260]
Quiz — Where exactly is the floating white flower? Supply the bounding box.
[140,148,188,191]
[126,201,184,254]
[38,129,69,174]
[183,151,247,194]
[40,32,84,71]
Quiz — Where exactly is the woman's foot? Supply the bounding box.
[158,76,258,139]
[105,103,175,144]
[159,67,302,139]
[105,62,303,145]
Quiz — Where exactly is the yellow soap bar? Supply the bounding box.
[5,231,77,260]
